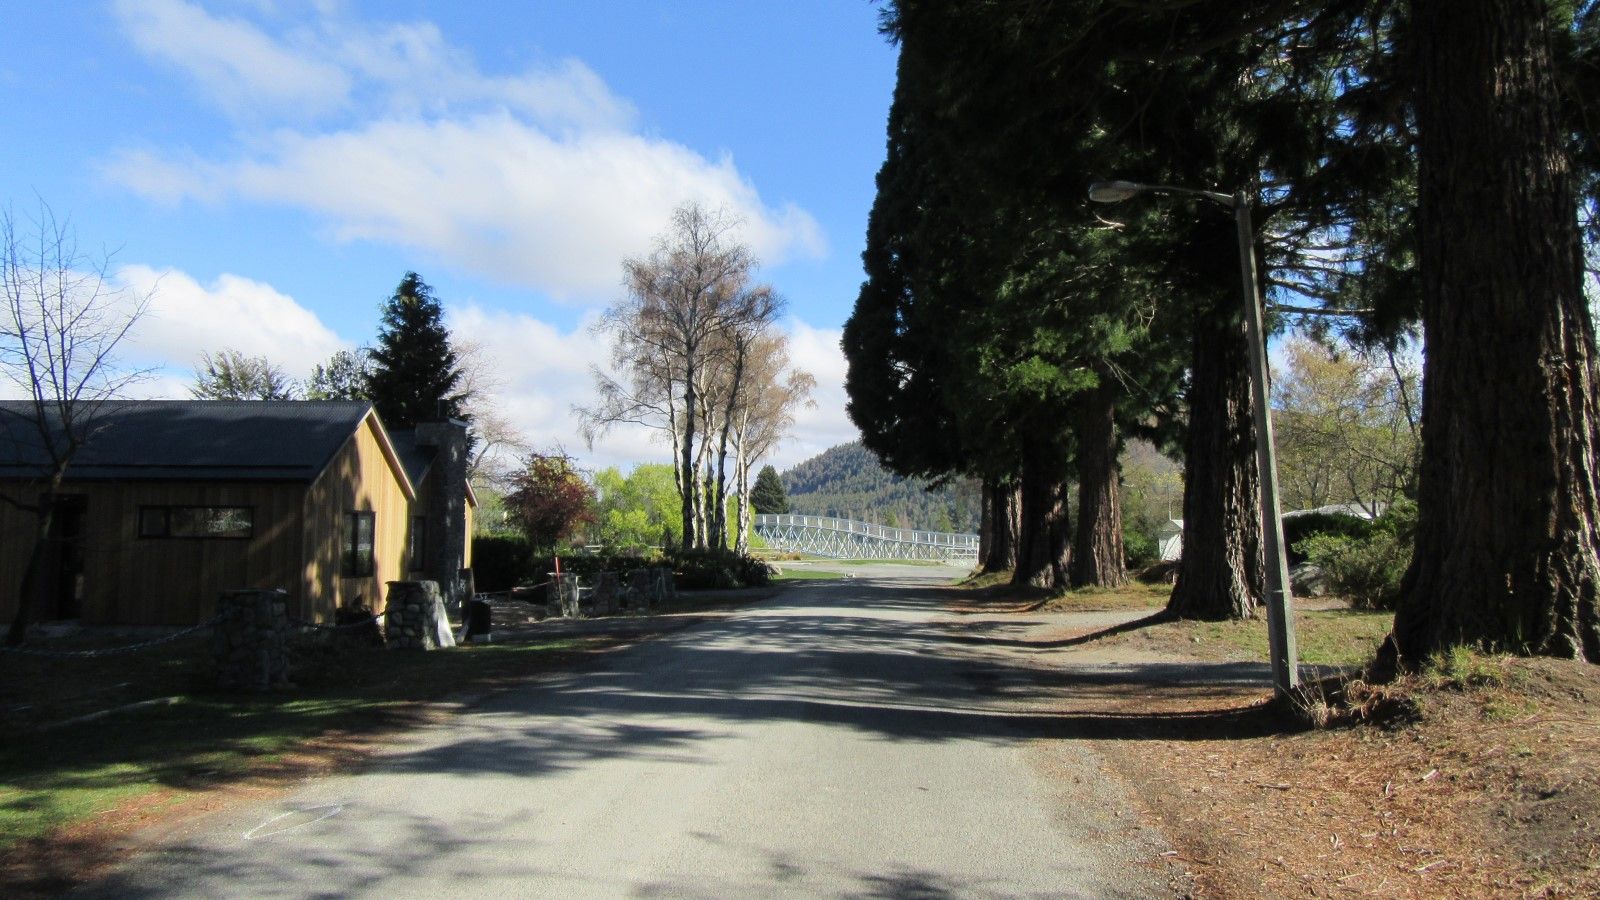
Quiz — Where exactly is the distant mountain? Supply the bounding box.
[779,442,980,533]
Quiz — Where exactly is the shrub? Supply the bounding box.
[1297,513,1411,610]
[554,551,664,581]
[472,535,537,592]
[666,548,772,590]
[1282,511,1375,564]
[1124,528,1158,569]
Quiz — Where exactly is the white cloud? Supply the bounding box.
[447,304,664,470]
[116,264,348,377]
[112,0,636,129]
[104,1,825,301]
[773,319,857,469]
[107,116,824,300]
[113,0,352,117]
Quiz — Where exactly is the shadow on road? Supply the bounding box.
[68,576,1248,899]
[351,579,1288,784]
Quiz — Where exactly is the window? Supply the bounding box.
[342,511,375,578]
[407,515,427,572]
[138,506,253,539]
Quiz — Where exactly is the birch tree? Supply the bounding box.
[579,203,782,550]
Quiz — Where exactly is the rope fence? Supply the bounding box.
[0,616,221,659]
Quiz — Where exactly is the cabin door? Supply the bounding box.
[47,494,88,620]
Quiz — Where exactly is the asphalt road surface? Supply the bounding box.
[81,566,1177,898]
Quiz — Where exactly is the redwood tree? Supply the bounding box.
[1166,297,1263,620]
[1388,0,1600,664]
[1070,377,1127,588]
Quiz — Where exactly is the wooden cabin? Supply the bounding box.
[0,400,475,626]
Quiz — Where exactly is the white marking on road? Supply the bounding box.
[243,804,344,841]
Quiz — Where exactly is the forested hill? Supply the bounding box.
[779,442,980,533]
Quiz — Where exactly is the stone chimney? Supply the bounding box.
[414,418,470,608]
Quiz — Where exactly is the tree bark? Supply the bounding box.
[1167,301,1263,620]
[980,478,1020,573]
[1013,437,1072,589]
[679,363,698,551]
[1071,381,1127,588]
[1389,0,1600,665]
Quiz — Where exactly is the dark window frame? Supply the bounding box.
[137,505,255,540]
[342,510,376,578]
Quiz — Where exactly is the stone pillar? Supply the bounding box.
[384,580,457,650]
[213,589,292,691]
[656,567,676,602]
[550,573,582,617]
[415,419,470,610]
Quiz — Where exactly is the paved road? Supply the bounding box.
[83,568,1177,898]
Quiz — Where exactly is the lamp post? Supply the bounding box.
[1088,179,1299,698]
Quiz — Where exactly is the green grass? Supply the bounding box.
[0,636,590,853]
[1040,582,1172,612]
[1171,608,1394,668]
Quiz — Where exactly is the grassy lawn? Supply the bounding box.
[1038,582,1173,612]
[0,634,597,855]
[1102,605,1395,669]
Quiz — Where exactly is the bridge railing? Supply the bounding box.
[753,514,979,550]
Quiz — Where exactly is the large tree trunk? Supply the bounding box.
[1012,436,1071,589]
[1389,0,1600,664]
[1071,381,1127,588]
[1167,301,1262,620]
[980,478,1020,573]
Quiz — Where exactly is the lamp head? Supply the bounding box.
[1087,180,1146,203]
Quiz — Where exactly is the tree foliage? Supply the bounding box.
[366,272,467,429]
[1273,337,1419,515]
[305,348,371,401]
[503,454,596,554]
[593,463,682,549]
[853,0,1600,659]
[750,465,788,514]
[190,349,298,400]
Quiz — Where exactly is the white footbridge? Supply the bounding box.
[754,514,979,561]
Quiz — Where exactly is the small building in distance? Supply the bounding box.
[0,400,474,626]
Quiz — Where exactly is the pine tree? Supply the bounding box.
[365,273,467,429]
[750,465,789,514]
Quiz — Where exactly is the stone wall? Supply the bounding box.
[213,588,292,691]
[384,580,457,650]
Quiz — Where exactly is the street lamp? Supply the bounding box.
[1088,179,1300,698]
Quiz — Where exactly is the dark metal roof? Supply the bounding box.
[385,429,438,487]
[0,400,374,483]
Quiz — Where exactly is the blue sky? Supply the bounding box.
[1,0,898,470]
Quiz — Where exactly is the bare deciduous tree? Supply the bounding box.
[453,338,531,487]
[1,203,150,644]
[578,202,790,550]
